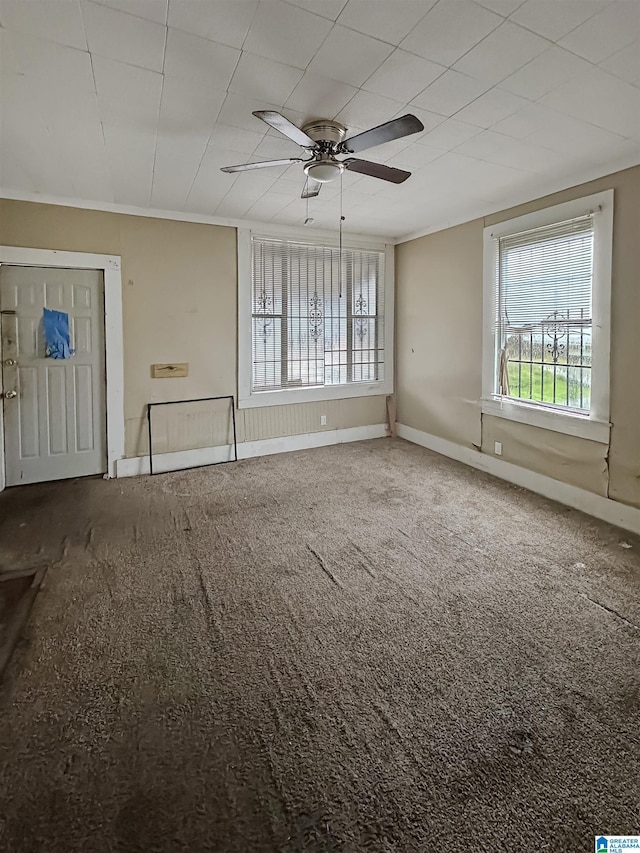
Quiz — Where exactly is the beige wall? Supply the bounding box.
[0,199,386,458]
[396,164,640,509]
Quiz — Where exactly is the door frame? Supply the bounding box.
[0,246,124,491]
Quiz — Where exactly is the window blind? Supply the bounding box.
[495,214,594,411]
[251,236,385,392]
[498,215,594,330]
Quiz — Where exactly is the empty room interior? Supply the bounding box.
[1,0,639,850]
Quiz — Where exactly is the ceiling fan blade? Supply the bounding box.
[344,158,411,184]
[340,114,424,154]
[220,158,303,173]
[301,178,322,199]
[253,110,316,149]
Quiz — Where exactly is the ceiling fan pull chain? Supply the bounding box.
[339,170,344,299]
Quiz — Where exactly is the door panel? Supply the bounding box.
[1,266,106,486]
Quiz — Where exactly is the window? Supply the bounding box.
[482,190,613,443]
[238,231,393,408]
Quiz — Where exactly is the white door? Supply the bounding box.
[0,265,106,486]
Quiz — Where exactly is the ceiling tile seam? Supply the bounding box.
[84,0,160,29]
[330,7,438,51]
[182,79,244,213]
[496,3,619,68]
[279,0,347,26]
[86,46,117,204]
[239,0,262,52]
[149,24,170,206]
[71,0,111,200]
[524,67,639,142]
[453,24,554,81]
[397,0,505,67]
[358,46,449,104]
[468,0,510,20]
[89,0,165,29]
[279,0,347,24]
[446,141,545,174]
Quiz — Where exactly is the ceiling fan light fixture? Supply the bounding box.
[304,160,344,183]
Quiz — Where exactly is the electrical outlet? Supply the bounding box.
[494,441,502,456]
[320,415,327,426]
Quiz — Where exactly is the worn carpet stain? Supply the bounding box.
[0,438,638,852]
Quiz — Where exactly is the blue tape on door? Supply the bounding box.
[43,308,75,359]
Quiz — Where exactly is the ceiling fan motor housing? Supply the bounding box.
[301,119,347,147]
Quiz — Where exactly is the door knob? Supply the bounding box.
[2,390,17,399]
[3,359,17,366]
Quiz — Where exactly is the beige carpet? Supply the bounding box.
[0,438,638,852]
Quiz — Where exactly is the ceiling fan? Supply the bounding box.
[220,111,425,198]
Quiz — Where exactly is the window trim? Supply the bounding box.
[481,190,613,444]
[237,228,394,409]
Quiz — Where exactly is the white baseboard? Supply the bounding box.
[115,423,388,478]
[396,423,640,536]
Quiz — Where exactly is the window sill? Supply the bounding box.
[238,380,392,409]
[480,397,610,444]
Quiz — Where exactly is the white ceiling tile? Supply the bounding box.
[510,0,609,42]
[209,124,265,155]
[167,0,258,49]
[362,49,445,103]
[252,135,306,159]
[540,65,640,139]
[307,25,393,87]
[336,0,436,46]
[164,27,240,87]
[0,0,87,49]
[559,1,640,63]
[94,0,168,25]
[158,76,226,139]
[246,193,293,220]
[493,102,633,158]
[216,194,261,218]
[217,92,283,131]
[453,21,550,85]
[0,27,21,75]
[7,30,95,93]
[229,53,303,103]
[282,0,348,20]
[336,89,405,130]
[599,39,640,84]
[150,135,207,208]
[385,141,445,169]
[186,145,239,212]
[472,0,524,15]
[489,101,568,139]
[417,117,483,149]
[102,123,156,204]
[454,87,530,128]
[454,129,568,172]
[285,72,358,120]
[81,1,166,72]
[400,0,502,66]
[0,147,40,194]
[498,46,593,100]
[243,0,333,69]
[411,70,489,116]
[92,54,163,129]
